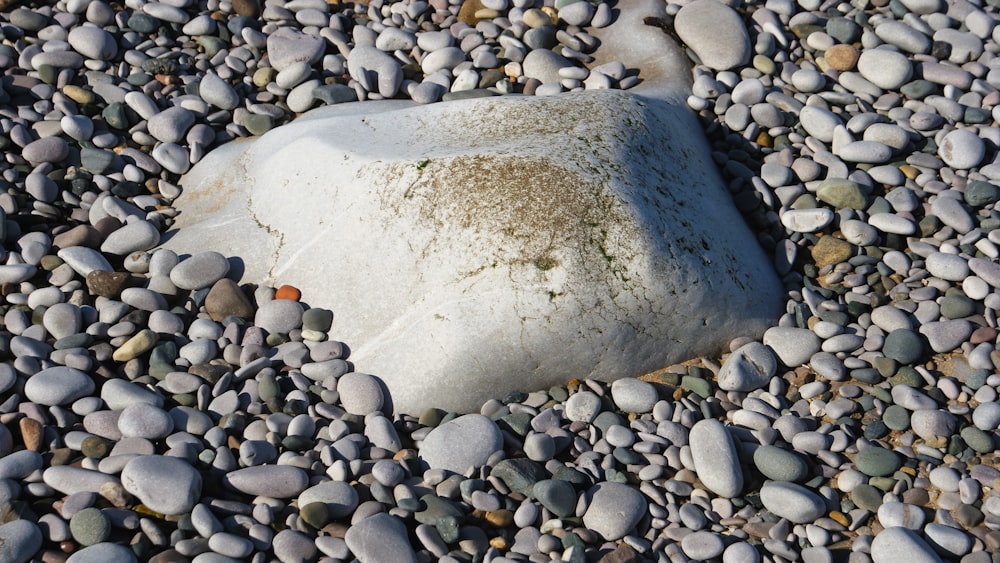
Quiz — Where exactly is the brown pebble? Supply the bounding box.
[488,536,507,549]
[596,544,642,563]
[19,417,44,451]
[824,44,860,71]
[40,549,70,563]
[971,326,998,344]
[86,271,133,299]
[231,0,260,17]
[205,278,255,321]
[81,436,110,459]
[52,224,103,249]
[148,549,189,563]
[93,216,122,237]
[811,235,855,269]
[456,0,485,25]
[483,509,514,527]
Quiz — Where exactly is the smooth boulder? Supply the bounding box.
[166,88,782,414]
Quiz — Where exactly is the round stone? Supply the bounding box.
[883,329,924,364]
[857,48,912,89]
[345,513,418,563]
[70,507,111,546]
[870,526,945,563]
[24,366,95,406]
[759,481,827,523]
[674,0,751,70]
[582,482,647,541]
[938,129,985,169]
[255,298,304,334]
[610,378,658,413]
[336,372,385,415]
[532,479,576,518]
[717,341,777,392]
[121,455,202,515]
[855,447,901,477]
[419,414,503,473]
[167,251,231,291]
[753,445,810,482]
[824,44,859,70]
[0,520,42,563]
[298,481,359,519]
[67,25,118,60]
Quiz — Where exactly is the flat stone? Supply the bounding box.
[22,137,69,165]
[674,0,751,71]
[875,21,932,54]
[521,48,573,83]
[66,543,138,563]
[689,419,743,497]
[816,179,868,209]
[167,89,781,414]
[883,329,923,364]
[147,106,196,144]
[419,414,503,473]
[919,320,973,353]
[877,502,927,529]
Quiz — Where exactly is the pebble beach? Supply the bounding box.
[0,0,998,562]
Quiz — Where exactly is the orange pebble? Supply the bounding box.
[275,284,301,301]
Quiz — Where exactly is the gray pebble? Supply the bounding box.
[0,520,42,563]
[689,419,743,498]
[610,378,658,413]
[582,482,647,541]
[869,526,943,563]
[337,372,385,415]
[419,414,502,473]
[223,465,308,498]
[120,455,201,515]
[170,251,230,290]
[345,513,418,563]
[717,341,776,392]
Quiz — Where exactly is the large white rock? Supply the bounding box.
[164,0,782,414]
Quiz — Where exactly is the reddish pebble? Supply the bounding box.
[275,284,301,301]
[970,326,997,344]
